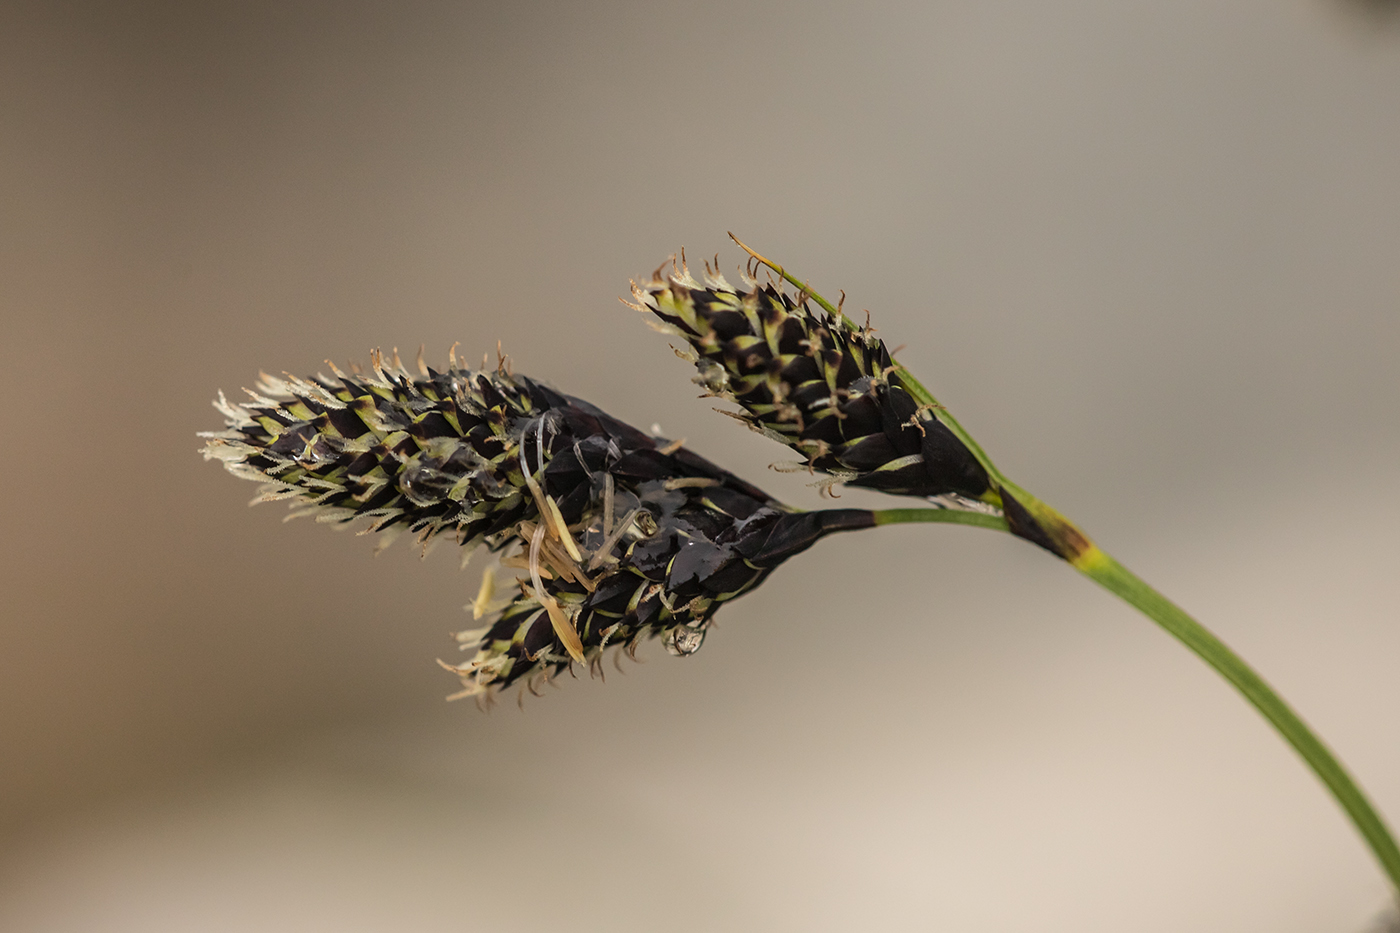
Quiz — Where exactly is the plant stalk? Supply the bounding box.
[1080,546,1400,891]
[871,507,1008,533]
[871,506,1400,892]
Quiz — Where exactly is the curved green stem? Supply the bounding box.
[876,506,1400,892]
[1078,548,1400,891]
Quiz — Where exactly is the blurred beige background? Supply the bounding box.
[2,0,1398,929]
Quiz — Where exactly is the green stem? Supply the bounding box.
[871,507,1009,533]
[875,506,1400,892]
[1078,548,1400,891]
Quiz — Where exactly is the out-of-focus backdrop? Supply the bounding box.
[2,1,1398,929]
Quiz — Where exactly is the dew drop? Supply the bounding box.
[664,625,706,657]
[400,460,454,507]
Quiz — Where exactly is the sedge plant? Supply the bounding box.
[635,234,1400,896]
[200,237,1400,896]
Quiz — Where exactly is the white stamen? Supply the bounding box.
[588,507,640,572]
[521,467,553,535]
[662,476,718,489]
[472,566,496,620]
[603,473,615,539]
[528,521,548,607]
[545,494,584,563]
[535,413,549,477]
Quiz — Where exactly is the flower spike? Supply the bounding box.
[201,351,873,699]
[631,257,994,506]
[193,247,1400,895]
[631,246,1106,563]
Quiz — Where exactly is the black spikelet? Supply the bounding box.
[202,350,559,550]
[200,349,873,699]
[632,261,992,502]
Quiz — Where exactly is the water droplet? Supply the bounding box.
[664,625,706,657]
[400,460,454,507]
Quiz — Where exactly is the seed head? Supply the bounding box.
[201,349,873,700]
[631,259,992,503]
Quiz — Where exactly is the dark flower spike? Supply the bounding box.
[201,350,873,701]
[634,238,1400,895]
[631,254,994,506]
[631,239,1094,563]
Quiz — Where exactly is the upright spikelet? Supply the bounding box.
[201,350,872,700]
[631,259,993,504]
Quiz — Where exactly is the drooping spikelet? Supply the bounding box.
[445,455,872,700]
[201,350,873,699]
[632,259,993,504]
